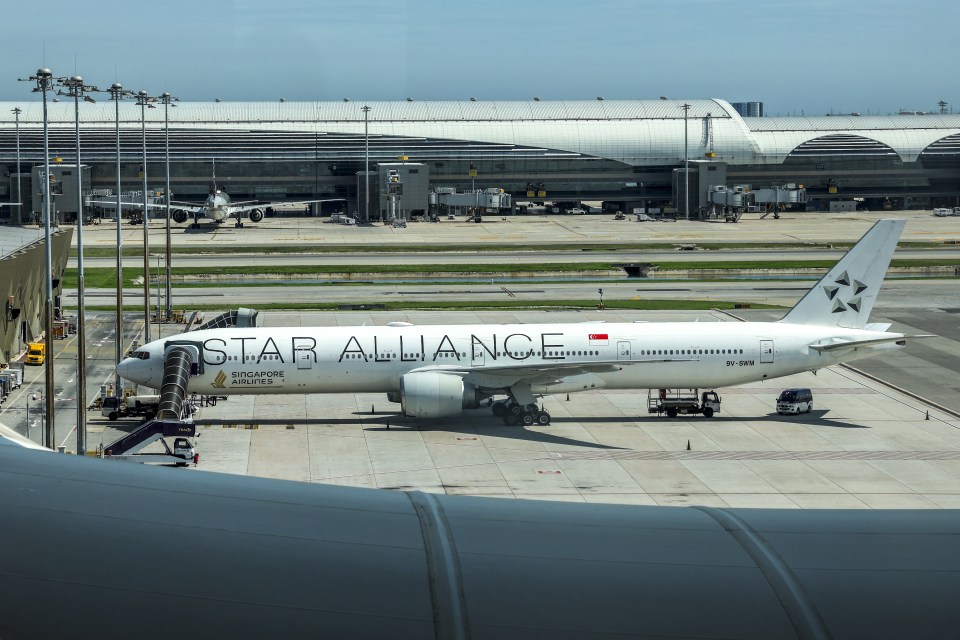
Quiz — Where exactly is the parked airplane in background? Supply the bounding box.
[118,220,929,424]
[94,167,343,228]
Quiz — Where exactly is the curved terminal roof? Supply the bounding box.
[1,99,959,166]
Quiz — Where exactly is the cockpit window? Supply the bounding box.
[134,350,150,360]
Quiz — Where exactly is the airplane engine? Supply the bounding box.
[249,209,264,223]
[400,371,479,418]
[172,210,188,224]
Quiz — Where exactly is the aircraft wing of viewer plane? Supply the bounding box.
[118,219,933,425]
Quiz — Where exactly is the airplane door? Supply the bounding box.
[760,340,774,364]
[617,341,631,361]
[472,344,485,366]
[297,350,313,370]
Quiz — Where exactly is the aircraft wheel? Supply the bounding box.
[666,407,678,419]
[108,412,118,421]
[491,401,507,417]
[536,411,551,426]
[702,407,714,418]
[521,413,535,427]
[503,413,520,426]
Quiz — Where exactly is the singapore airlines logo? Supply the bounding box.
[212,370,227,389]
[823,270,869,314]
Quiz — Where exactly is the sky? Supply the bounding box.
[1,0,956,116]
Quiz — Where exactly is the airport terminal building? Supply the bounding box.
[2,98,959,220]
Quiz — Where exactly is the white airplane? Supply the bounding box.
[93,169,343,228]
[167,174,344,228]
[118,219,929,425]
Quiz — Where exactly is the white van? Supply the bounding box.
[777,388,813,415]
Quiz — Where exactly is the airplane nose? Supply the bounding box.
[116,358,130,379]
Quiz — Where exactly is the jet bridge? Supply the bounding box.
[104,345,199,464]
[193,307,259,331]
[430,187,512,220]
[156,346,194,421]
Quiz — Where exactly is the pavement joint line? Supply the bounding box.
[551,450,960,461]
[714,307,960,422]
[837,363,960,422]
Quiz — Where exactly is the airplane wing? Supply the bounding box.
[402,363,630,389]
[809,335,936,352]
[229,198,346,215]
[411,357,693,387]
[89,199,204,214]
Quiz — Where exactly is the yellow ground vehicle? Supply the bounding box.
[24,342,45,366]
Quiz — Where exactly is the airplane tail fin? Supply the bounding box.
[779,219,905,328]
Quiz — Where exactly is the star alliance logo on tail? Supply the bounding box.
[824,270,869,314]
[212,370,227,389]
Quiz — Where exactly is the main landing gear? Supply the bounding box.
[491,400,551,426]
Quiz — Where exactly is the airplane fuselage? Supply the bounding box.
[203,191,231,222]
[119,322,902,397]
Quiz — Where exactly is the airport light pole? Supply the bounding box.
[136,91,156,343]
[160,92,177,321]
[108,83,133,399]
[12,107,22,225]
[362,105,370,224]
[680,103,691,220]
[58,74,100,456]
[18,68,56,448]
[155,254,163,328]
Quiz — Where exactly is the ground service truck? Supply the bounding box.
[24,343,45,366]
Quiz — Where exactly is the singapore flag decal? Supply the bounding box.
[588,333,609,346]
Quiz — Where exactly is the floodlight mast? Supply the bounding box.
[362,105,371,224]
[159,92,178,321]
[12,107,22,226]
[18,68,56,449]
[108,83,134,400]
[56,74,102,455]
[680,103,691,220]
[135,90,156,343]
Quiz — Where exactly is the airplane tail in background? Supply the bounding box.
[780,219,905,329]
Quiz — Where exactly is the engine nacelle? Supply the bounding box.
[400,371,479,418]
[386,391,401,404]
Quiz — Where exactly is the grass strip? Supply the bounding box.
[63,259,960,289]
[72,238,953,258]
[76,299,782,313]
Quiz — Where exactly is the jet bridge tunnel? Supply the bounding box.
[104,344,197,459]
